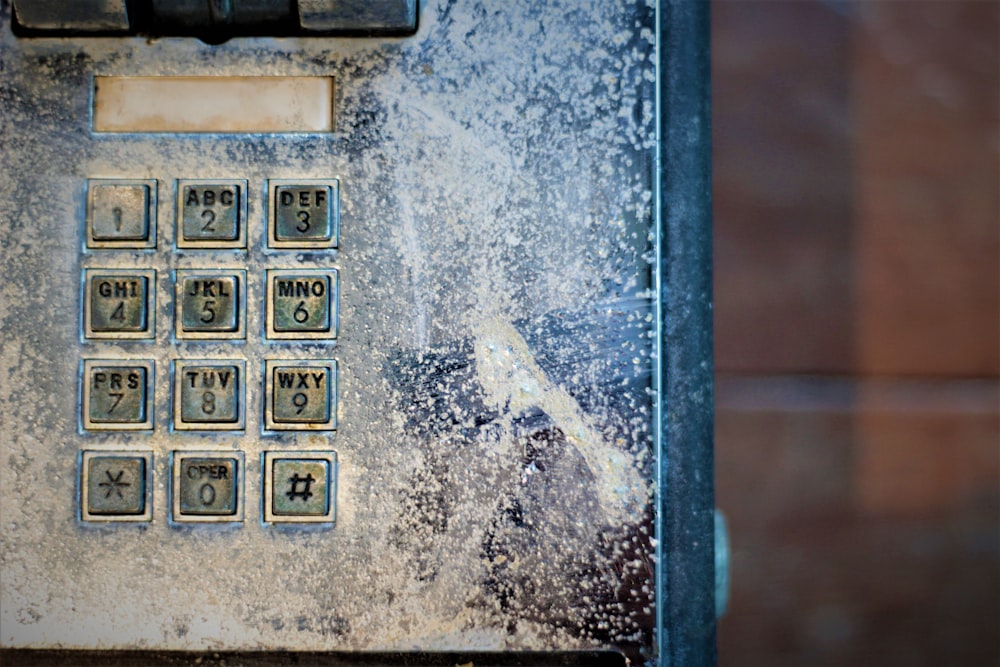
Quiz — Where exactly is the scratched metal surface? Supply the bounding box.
[0,0,659,660]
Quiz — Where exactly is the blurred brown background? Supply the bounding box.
[712,2,999,665]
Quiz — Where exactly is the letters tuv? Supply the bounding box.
[185,369,233,389]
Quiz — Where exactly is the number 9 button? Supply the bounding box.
[264,360,337,431]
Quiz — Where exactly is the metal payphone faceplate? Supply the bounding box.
[0,0,671,660]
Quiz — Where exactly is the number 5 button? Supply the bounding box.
[174,270,246,340]
[265,269,339,340]
[264,360,337,431]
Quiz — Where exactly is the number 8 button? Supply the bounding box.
[173,360,245,431]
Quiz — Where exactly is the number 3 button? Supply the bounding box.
[175,270,246,340]
[264,360,337,431]
[268,179,339,249]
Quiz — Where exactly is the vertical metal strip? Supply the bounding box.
[656,1,716,665]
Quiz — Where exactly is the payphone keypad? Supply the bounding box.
[80,177,339,524]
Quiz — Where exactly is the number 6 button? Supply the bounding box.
[264,360,337,431]
[265,269,339,340]
[174,270,246,340]
[173,360,245,431]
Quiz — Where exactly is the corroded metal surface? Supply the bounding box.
[0,0,676,662]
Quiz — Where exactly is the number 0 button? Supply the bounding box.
[171,451,244,523]
[265,269,339,340]
[264,360,337,431]
[173,360,245,431]
[267,179,339,249]
[175,270,246,340]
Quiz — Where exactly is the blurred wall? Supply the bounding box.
[712,2,999,665]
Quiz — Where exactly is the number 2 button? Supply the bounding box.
[176,180,247,249]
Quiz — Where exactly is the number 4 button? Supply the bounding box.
[174,270,246,340]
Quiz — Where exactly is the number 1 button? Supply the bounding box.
[86,179,156,249]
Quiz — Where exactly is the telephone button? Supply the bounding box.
[86,179,156,249]
[265,269,339,340]
[172,451,244,522]
[264,360,337,431]
[173,360,245,431]
[82,360,154,431]
[268,179,339,249]
[80,451,153,522]
[263,451,337,524]
[175,270,246,339]
[177,180,247,249]
[84,269,156,340]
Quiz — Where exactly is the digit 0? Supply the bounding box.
[199,483,216,505]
